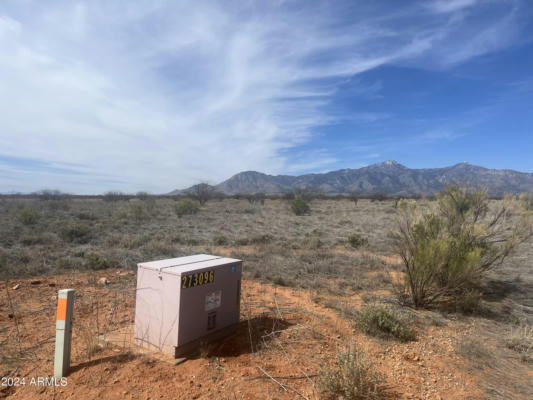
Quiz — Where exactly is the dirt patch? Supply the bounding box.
[0,270,494,399]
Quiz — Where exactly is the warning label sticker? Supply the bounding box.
[205,290,222,311]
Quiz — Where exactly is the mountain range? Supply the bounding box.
[171,161,533,196]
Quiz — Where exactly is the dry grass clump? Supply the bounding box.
[457,338,495,370]
[505,323,533,362]
[318,345,385,400]
[356,305,416,342]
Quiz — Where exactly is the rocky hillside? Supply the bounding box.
[172,161,533,196]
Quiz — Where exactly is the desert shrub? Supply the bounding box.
[272,276,288,286]
[45,199,70,211]
[453,288,482,314]
[251,234,274,244]
[234,237,250,245]
[245,192,265,205]
[357,305,416,342]
[348,233,368,248]
[349,191,359,207]
[169,235,200,246]
[391,185,533,308]
[60,222,92,244]
[505,323,533,363]
[76,212,98,221]
[213,234,228,245]
[369,193,388,202]
[282,191,295,200]
[18,208,39,225]
[36,189,68,200]
[136,191,150,200]
[84,253,115,270]
[292,187,324,201]
[520,192,533,211]
[302,234,323,250]
[173,199,200,217]
[135,192,157,214]
[319,346,384,400]
[21,234,53,246]
[289,198,310,215]
[143,196,157,214]
[102,191,128,202]
[235,234,273,246]
[56,255,84,270]
[140,239,175,257]
[129,202,148,222]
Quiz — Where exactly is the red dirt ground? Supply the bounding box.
[0,269,493,399]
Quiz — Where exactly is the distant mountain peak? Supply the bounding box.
[371,160,406,169]
[169,162,533,196]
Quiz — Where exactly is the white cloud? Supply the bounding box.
[428,0,478,14]
[0,0,527,193]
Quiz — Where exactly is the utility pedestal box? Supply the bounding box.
[134,254,242,357]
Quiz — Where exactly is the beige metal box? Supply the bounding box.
[134,254,242,357]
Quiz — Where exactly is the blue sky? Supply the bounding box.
[1,0,532,194]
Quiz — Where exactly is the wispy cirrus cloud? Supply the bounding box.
[427,0,478,14]
[0,0,529,193]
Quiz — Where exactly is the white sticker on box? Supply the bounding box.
[205,290,222,311]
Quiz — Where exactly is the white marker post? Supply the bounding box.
[54,289,75,379]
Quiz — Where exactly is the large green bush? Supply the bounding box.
[392,185,532,308]
[289,197,310,215]
[173,199,200,217]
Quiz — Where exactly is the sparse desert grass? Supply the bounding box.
[319,345,385,400]
[0,197,406,291]
[0,195,532,399]
[457,338,495,370]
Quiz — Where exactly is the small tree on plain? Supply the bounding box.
[293,187,323,202]
[190,183,214,205]
[391,185,532,308]
[35,189,68,201]
[349,191,359,207]
[102,191,128,202]
[245,193,266,205]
